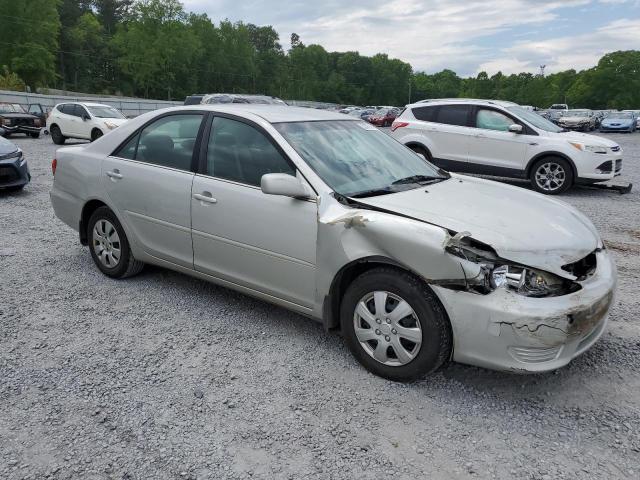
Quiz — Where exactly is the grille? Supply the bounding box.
[0,166,19,182]
[596,160,613,173]
[14,118,34,127]
[508,346,561,364]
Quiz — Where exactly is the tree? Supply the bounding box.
[0,66,26,91]
[0,0,60,88]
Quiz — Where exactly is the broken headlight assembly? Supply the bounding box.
[445,234,579,297]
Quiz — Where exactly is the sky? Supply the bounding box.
[182,0,640,76]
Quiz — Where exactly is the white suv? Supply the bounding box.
[47,102,128,144]
[391,99,623,194]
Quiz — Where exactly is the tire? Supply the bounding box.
[340,267,452,382]
[408,145,433,162]
[29,132,40,139]
[87,206,144,279]
[91,129,103,142]
[50,125,66,145]
[529,157,574,195]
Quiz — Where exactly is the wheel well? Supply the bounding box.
[525,152,577,179]
[91,127,103,136]
[79,200,108,245]
[405,142,431,156]
[324,257,422,331]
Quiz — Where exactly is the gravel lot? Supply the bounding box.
[1,132,639,480]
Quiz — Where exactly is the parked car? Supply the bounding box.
[0,135,30,191]
[368,108,399,127]
[600,111,637,133]
[622,110,640,130]
[47,102,128,144]
[348,108,375,120]
[0,103,42,138]
[549,104,569,111]
[557,110,597,131]
[184,94,206,105]
[391,99,623,194]
[50,104,616,381]
[201,94,287,105]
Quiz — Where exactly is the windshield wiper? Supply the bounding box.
[391,174,448,186]
[349,187,395,198]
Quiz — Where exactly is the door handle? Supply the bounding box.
[106,169,123,179]
[193,192,217,204]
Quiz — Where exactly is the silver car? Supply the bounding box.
[50,105,616,381]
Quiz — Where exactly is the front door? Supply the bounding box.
[101,113,204,267]
[191,116,317,308]
[467,107,529,173]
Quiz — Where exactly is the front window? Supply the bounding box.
[87,106,125,119]
[0,103,26,114]
[275,121,447,197]
[476,109,513,131]
[506,106,563,133]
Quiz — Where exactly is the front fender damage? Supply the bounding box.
[315,193,487,322]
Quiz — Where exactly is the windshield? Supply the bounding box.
[0,103,26,114]
[87,106,125,119]
[275,120,447,197]
[607,112,633,119]
[374,109,391,116]
[550,105,567,110]
[506,106,563,133]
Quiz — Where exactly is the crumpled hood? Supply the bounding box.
[356,175,600,277]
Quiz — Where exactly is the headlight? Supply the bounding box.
[569,142,607,154]
[104,122,118,130]
[1,118,12,126]
[489,265,569,297]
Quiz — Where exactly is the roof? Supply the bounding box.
[412,98,518,107]
[170,104,356,123]
[55,101,113,108]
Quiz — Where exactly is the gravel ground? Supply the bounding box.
[1,132,639,480]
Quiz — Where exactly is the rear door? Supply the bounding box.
[467,107,530,174]
[58,104,81,136]
[419,104,472,169]
[101,112,205,268]
[191,115,317,308]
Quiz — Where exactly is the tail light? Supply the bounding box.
[391,121,409,132]
[52,158,57,176]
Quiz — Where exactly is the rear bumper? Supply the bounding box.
[433,249,616,373]
[0,153,30,188]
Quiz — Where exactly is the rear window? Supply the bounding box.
[412,106,438,122]
[435,105,470,127]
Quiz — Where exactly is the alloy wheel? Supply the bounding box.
[353,291,422,366]
[534,162,566,192]
[92,219,121,268]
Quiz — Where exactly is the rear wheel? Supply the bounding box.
[50,125,66,145]
[529,157,573,195]
[340,267,452,382]
[87,206,144,279]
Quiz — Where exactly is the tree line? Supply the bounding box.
[0,0,638,109]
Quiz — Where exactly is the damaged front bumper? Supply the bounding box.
[432,249,616,372]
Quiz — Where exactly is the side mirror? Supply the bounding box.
[82,114,90,121]
[261,173,311,199]
[508,124,523,134]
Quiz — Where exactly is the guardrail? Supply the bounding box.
[0,89,181,117]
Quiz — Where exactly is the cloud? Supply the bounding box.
[478,18,640,75]
[182,0,639,75]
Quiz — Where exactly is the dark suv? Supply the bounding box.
[0,103,42,138]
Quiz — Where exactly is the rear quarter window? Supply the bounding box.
[412,106,438,122]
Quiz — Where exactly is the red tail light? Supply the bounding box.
[52,158,57,176]
[390,121,409,132]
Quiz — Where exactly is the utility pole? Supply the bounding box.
[539,65,546,77]
[408,78,412,104]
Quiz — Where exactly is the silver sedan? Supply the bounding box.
[50,105,616,381]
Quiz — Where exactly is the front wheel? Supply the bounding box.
[50,125,66,145]
[87,206,144,279]
[340,267,452,382]
[529,157,574,195]
[91,129,103,142]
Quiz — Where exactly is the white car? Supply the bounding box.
[47,102,128,144]
[50,105,616,380]
[391,99,623,194]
